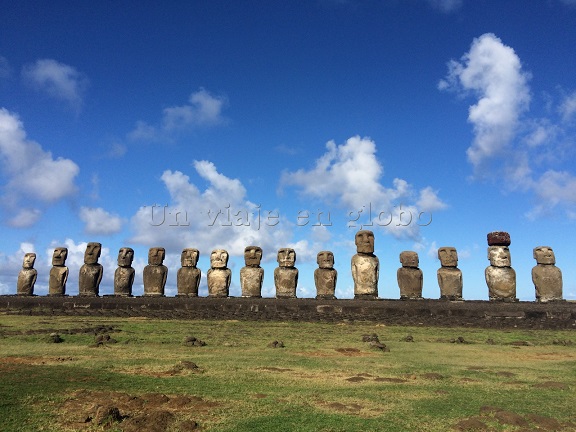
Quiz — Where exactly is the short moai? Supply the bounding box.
[78,242,103,297]
[314,251,337,300]
[143,247,168,296]
[274,248,298,298]
[351,230,379,299]
[207,249,231,297]
[437,246,463,300]
[397,251,423,300]
[177,248,201,297]
[17,252,37,296]
[240,246,264,298]
[114,247,135,296]
[485,232,517,301]
[49,247,69,296]
[532,246,563,302]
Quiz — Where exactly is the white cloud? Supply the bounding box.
[426,0,462,13]
[559,91,576,122]
[79,207,124,235]
[416,187,448,212]
[21,59,88,111]
[8,208,42,228]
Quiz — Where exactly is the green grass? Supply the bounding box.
[1,315,575,431]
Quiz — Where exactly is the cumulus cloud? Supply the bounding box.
[79,207,124,235]
[21,59,88,111]
[426,0,462,13]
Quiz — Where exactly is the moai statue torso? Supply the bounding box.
[437,246,463,300]
[314,251,337,300]
[79,242,103,297]
[114,247,135,296]
[532,246,563,302]
[240,246,264,298]
[177,248,201,297]
[351,230,379,299]
[274,248,298,298]
[485,231,516,301]
[397,251,423,299]
[49,247,69,296]
[143,247,167,296]
[17,253,37,296]
[207,249,231,297]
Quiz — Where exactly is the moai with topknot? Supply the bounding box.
[485,232,517,302]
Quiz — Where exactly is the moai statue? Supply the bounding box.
[485,231,517,301]
[240,246,264,298]
[532,246,563,302]
[274,248,298,298]
[143,247,167,296]
[314,251,337,300]
[49,247,69,296]
[17,253,37,296]
[207,249,231,297]
[351,230,379,299]
[78,242,103,297]
[397,251,423,300]
[114,247,135,296]
[177,248,201,297]
[437,247,463,300]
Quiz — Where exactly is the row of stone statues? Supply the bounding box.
[14,231,564,302]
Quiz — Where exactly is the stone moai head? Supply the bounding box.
[52,247,68,266]
[317,251,334,269]
[23,252,36,269]
[244,246,262,266]
[488,246,511,267]
[181,248,199,267]
[355,230,375,254]
[210,249,229,269]
[277,248,296,268]
[148,247,165,265]
[533,246,555,265]
[117,247,134,267]
[84,242,102,265]
[400,251,419,268]
[438,247,458,267]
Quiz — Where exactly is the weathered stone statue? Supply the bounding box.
[177,248,201,297]
[143,247,167,296]
[114,247,135,296]
[207,249,231,297]
[485,231,516,301]
[437,246,463,300]
[78,242,103,297]
[49,247,69,296]
[351,230,379,299]
[397,251,423,299]
[314,251,337,300]
[240,246,264,298]
[532,246,563,302]
[17,253,37,296]
[274,248,298,298]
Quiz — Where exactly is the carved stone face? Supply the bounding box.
[117,247,134,267]
[277,248,296,267]
[181,248,199,267]
[52,247,68,266]
[488,246,511,267]
[244,246,262,266]
[317,251,334,269]
[210,249,229,269]
[355,230,375,254]
[533,246,555,265]
[400,251,419,268]
[148,247,165,265]
[84,242,102,264]
[23,253,36,269]
[438,247,458,267]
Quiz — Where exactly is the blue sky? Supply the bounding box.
[1,0,576,300]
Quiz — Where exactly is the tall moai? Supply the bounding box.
[437,246,463,300]
[532,246,563,302]
[114,247,135,296]
[240,246,264,298]
[274,248,298,298]
[78,242,103,297]
[314,251,337,300]
[143,247,168,296]
[49,247,69,296]
[207,249,231,297]
[397,251,423,299]
[177,248,201,297]
[351,230,379,299]
[17,252,37,296]
[485,231,517,301]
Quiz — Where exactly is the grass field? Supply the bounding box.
[1,314,575,431]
